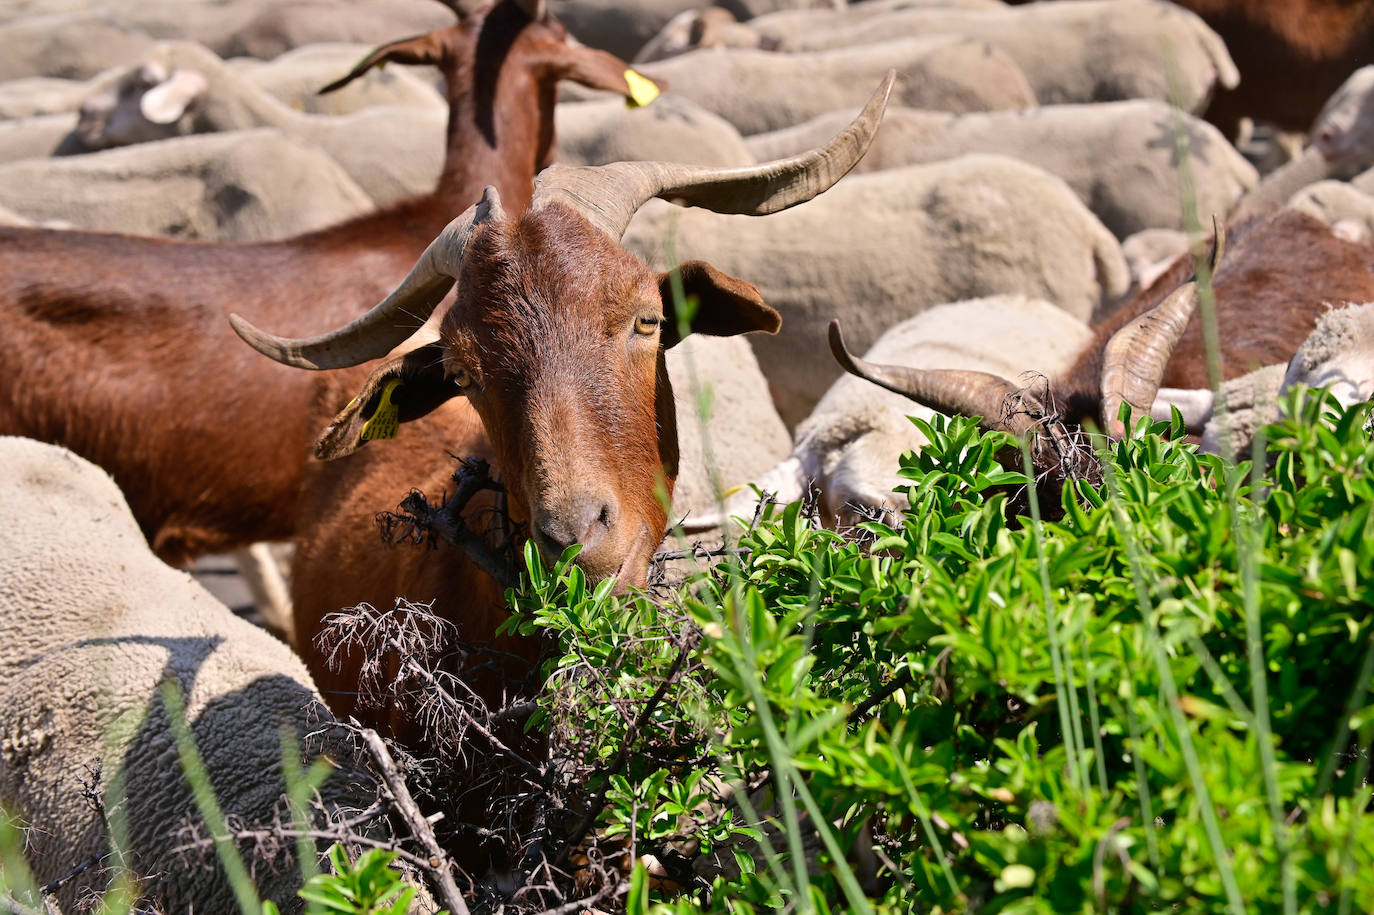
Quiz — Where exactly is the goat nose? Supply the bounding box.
[534,496,615,556]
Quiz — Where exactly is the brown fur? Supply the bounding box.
[1000,0,1374,134]
[0,1,644,566]
[1178,0,1374,134]
[289,202,780,726]
[1058,207,1374,424]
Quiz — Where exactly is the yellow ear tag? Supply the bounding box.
[360,378,402,442]
[624,69,660,109]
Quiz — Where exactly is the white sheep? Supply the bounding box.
[73,41,446,207]
[703,0,1238,112]
[0,127,374,241]
[552,0,708,60]
[744,100,1258,238]
[0,73,111,119]
[555,94,753,168]
[624,154,1130,426]
[0,436,371,913]
[217,0,455,60]
[228,42,445,117]
[687,295,1094,530]
[0,13,155,82]
[667,336,793,521]
[629,35,1035,136]
[0,112,79,163]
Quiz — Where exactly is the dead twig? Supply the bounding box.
[376,458,522,590]
[358,726,472,915]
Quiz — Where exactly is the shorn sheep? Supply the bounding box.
[0,436,370,913]
[624,154,1129,426]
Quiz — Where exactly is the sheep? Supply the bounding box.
[624,153,1130,426]
[555,94,753,168]
[216,0,456,60]
[1230,65,1374,224]
[0,112,79,163]
[74,40,448,206]
[667,336,792,520]
[225,76,895,733]
[0,73,110,119]
[0,128,376,241]
[1183,303,1374,455]
[744,100,1259,239]
[627,36,1035,135]
[548,0,705,60]
[830,207,1374,481]
[688,295,1094,530]
[0,0,655,568]
[0,13,155,82]
[228,42,446,116]
[1122,228,1191,292]
[1286,180,1374,244]
[0,436,371,913]
[689,0,1237,113]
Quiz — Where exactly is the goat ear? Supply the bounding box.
[658,260,781,349]
[319,31,449,95]
[315,343,462,460]
[543,41,665,107]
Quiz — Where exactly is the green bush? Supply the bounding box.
[511,388,1374,913]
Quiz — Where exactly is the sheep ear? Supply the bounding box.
[315,343,462,460]
[139,69,207,124]
[658,260,780,349]
[318,31,448,95]
[543,41,665,107]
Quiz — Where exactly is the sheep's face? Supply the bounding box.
[325,203,778,587]
[75,62,205,151]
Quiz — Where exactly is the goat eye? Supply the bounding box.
[634,314,661,336]
[451,367,473,389]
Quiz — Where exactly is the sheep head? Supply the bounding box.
[231,72,895,586]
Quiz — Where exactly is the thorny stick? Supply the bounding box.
[383,634,545,785]
[379,458,520,590]
[358,726,472,915]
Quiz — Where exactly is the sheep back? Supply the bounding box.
[625,154,1128,425]
[0,436,363,912]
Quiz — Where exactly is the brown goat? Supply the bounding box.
[0,0,651,567]
[1180,0,1374,135]
[831,207,1374,446]
[230,77,895,727]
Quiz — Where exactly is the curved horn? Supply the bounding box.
[1099,218,1226,437]
[530,70,895,241]
[828,321,1047,438]
[229,187,506,370]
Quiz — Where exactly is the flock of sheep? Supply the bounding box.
[3,0,1374,909]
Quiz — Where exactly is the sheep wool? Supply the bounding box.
[0,437,366,912]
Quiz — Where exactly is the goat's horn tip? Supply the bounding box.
[828,320,859,372]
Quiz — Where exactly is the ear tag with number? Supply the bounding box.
[624,69,660,109]
[360,379,402,442]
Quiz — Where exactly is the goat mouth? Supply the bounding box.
[611,523,655,590]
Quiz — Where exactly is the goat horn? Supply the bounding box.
[1098,217,1226,437]
[530,70,895,241]
[828,320,1048,438]
[229,187,506,370]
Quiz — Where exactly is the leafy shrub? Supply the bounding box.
[511,388,1374,913]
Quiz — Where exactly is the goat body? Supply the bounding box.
[1060,208,1374,425]
[0,1,645,566]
